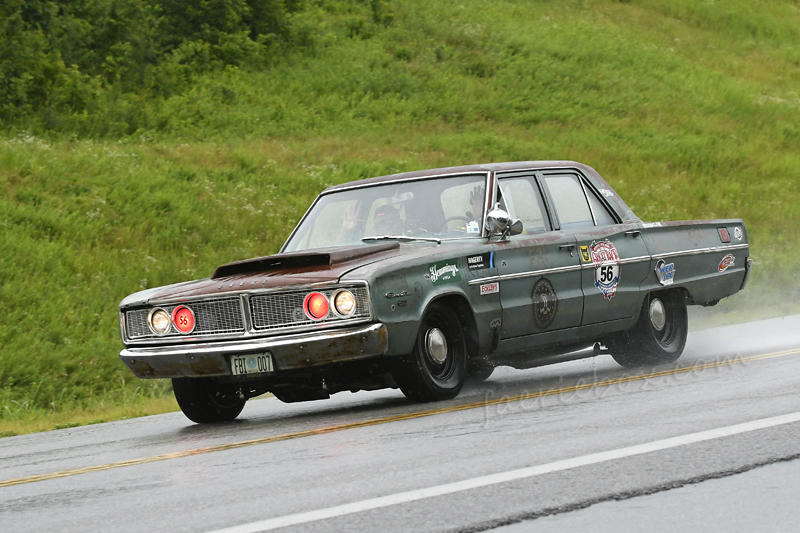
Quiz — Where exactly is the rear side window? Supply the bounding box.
[542,175,594,229]
[497,177,550,234]
[585,186,617,226]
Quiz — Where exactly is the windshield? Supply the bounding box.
[283,174,487,252]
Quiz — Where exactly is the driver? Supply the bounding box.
[465,185,485,234]
[373,204,405,235]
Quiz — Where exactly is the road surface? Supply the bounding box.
[2,315,799,532]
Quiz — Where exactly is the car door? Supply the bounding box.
[538,171,651,325]
[491,172,584,339]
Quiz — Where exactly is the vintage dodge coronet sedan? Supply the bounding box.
[118,162,752,423]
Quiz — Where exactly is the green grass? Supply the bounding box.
[2,0,799,436]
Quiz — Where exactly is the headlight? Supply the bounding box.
[333,290,356,316]
[303,292,329,320]
[147,308,171,335]
[171,305,196,334]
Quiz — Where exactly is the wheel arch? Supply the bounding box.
[427,293,479,362]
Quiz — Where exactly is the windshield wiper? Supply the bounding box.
[361,235,441,244]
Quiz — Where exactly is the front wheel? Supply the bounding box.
[172,378,246,423]
[607,291,688,368]
[392,302,468,402]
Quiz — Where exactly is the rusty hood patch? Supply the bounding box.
[211,242,399,279]
[123,243,402,305]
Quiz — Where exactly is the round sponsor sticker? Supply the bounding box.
[532,278,558,329]
[718,254,735,272]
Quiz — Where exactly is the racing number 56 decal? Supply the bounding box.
[588,240,621,300]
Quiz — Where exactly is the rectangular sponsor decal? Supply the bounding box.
[718,227,731,243]
[480,282,499,295]
[642,222,662,228]
[579,246,591,263]
[467,252,494,271]
[428,260,462,285]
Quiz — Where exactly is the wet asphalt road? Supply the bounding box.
[2,315,800,533]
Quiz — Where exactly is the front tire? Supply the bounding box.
[607,290,688,368]
[393,302,467,402]
[172,378,246,423]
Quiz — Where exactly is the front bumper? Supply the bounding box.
[120,323,389,379]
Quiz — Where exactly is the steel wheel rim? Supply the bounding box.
[425,328,448,365]
[650,295,677,348]
[649,298,667,331]
[420,316,457,381]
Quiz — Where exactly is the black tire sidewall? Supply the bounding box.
[172,377,246,423]
[395,302,468,401]
[610,290,688,367]
[644,291,687,357]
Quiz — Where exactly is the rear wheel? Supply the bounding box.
[393,302,467,402]
[607,291,688,368]
[172,378,246,423]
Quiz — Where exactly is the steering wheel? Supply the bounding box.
[442,215,473,232]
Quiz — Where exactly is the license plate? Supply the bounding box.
[231,353,274,375]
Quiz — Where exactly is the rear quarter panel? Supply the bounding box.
[639,220,749,305]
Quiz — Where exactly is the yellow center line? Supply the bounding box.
[3,347,800,489]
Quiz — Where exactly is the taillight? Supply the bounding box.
[303,292,329,320]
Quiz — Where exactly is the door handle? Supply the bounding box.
[625,230,641,237]
[559,244,576,257]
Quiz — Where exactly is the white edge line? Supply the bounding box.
[206,411,800,533]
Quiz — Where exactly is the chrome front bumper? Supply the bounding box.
[120,323,389,379]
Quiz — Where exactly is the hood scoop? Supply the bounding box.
[211,242,399,279]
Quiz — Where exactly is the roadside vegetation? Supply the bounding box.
[1,0,799,436]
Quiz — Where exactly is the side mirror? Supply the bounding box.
[485,204,523,240]
[485,204,510,234]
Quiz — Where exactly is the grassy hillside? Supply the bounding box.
[2,0,799,435]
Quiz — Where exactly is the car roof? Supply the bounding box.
[322,161,597,194]
[319,160,638,222]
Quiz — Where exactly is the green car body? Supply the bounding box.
[118,162,751,422]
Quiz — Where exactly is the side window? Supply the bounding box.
[497,177,550,234]
[585,186,617,225]
[543,175,594,229]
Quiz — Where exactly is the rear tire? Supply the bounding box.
[393,302,467,402]
[607,291,688,368]
[172,378,246,423]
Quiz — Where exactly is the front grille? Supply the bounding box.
[125,297,244,339]
[250,286,370,330]
[123,285,371,342]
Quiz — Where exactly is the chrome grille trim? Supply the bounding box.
[125,297,245,340]
[250,285,371,331]
[122,282,372,343]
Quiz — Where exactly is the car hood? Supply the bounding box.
[119,243,403,307]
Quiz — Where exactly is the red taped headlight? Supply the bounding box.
[171,305,196,334]
[303,292,329,320]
